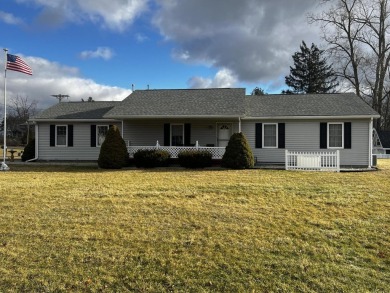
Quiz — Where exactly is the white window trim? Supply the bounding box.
[55,125,68,147]
[170,123,184,146]
[327,122,344,149]
[96,125,109,147]
[262,123,278,149]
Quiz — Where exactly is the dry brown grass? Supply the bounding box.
[0,161,389,291]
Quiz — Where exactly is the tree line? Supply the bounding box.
[253,0,390,131]
[0,95,37,145]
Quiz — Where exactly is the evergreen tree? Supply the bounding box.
[285,41,338,94]
[251,87,267,96]
[98,125,129,169]
[21,139,35,162]
[222,132,254,169]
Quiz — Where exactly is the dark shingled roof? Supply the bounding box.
[104,88,246,118]
[32,90,380,121]
[32,101,119,120]
[245,93,380,117]
[378,131,390,148]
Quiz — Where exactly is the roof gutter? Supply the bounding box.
[240,115,381,120]
[30,119,121,123]
[103,115,244,119]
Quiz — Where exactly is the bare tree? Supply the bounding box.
[310,0,390,130]
[7,95,38,144]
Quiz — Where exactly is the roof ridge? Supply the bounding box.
[133,88,245,92]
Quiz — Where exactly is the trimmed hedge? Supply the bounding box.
[222,132,254,169]
[133,149,171,168]
[21,139,35,162]
[178,150,212,168]
[98,125,129,169]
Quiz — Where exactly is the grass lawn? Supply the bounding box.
[0,161,389,292]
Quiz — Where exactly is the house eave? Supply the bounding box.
[104,115,243,119]
[241,115,381,120]
[30,118,121,123]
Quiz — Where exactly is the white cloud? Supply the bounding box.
[154,0,322,84]
[1,55,131,109]
[135,33,149,43]
[188,68,238,89]
[16,0,149,31]
[79,47,114,60]
[0,10,23,25]
[77,0,149,31]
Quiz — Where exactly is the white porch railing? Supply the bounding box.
[376,154,390,159]
[127,141,226,159]
[285,150,340,172]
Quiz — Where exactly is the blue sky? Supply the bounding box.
[1,0,321,109]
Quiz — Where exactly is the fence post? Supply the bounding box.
[156,140,160,150]
[285,149,288,170]
[336,150,340,172]
[195,141,199,150]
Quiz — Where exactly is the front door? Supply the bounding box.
[217,123,232,147]
[171,124,184,146]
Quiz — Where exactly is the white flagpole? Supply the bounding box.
[1,48,9,171]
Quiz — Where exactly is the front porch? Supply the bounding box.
[127,141,226,159]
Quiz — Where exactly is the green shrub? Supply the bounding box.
[133,149,171,168]
[222,132,254,169]
[21,139,35,162]
[178,150,212,168]
[98,125,129,169]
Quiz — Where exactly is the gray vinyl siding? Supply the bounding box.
[242,119,371,167]
[37,122,121,161]
[123,119,239,147]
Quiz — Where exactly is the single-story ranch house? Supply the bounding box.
[30,88,380,170]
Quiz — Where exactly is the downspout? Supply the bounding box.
[121,120,124,138]
[369,118,373,168]
[27,123,39,162]
[238,117,241,133]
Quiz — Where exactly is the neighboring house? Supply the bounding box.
[30,88,380,168]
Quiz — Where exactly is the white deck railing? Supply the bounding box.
[127,141,226,159]
[375,154,390,159]
[285,150,340,172]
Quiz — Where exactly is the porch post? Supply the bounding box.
[336,150,340,172]
[238,117,241,133]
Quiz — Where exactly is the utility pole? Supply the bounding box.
[51,94,69,103]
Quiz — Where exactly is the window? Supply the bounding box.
[56,125,67,146]
[171,124,184,146]
[97,125,109,146]
[328,123,343,148]
[263,123,278,148]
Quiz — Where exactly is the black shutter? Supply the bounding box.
[320,123,327,149]
[68,125,73,147]
[344,122,352,149]
[255,123,262,148]
[278,123,285,149]
[50,125,55,147]
[184,123,191,146]
[164,123,170,146]
[91,125,96,147]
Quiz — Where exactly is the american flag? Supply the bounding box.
[6,54,33,75]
